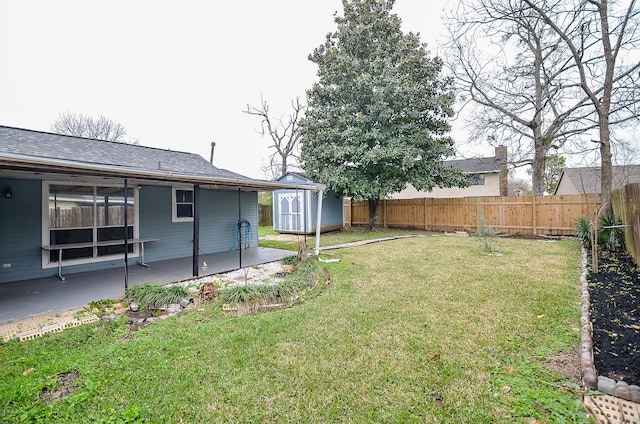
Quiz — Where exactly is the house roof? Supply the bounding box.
[444,155,505,174]
[554,165,640,194]
[0,125,322,191]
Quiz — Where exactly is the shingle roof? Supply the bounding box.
[557,165,640,194]
[0,125,246,179]
[444,156,505,174]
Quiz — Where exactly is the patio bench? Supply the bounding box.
[41,237,159,281]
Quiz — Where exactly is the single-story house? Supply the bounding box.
[273,172,344,234]
[553,165,640,195]
[390,146,508,199]
[0,125,321,285]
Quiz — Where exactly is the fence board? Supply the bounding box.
[347,194,600,236]
[612,183,640,265]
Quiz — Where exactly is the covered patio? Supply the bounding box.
[0,246,293,323]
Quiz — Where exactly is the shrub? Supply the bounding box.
[575,216,593,250]
[598,214,624,251]
[574,215,624,252]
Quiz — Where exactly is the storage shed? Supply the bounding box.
[273,172,343,234]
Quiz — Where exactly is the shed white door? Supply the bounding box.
[278,192,304,232]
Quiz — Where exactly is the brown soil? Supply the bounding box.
[40,370,80,403]
[588,251,640,386]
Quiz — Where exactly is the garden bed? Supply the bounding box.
[588,251,640,386]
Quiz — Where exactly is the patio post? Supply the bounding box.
[124,179,129,290]
[238,188,242,269]
[314,188,324,256]
[193,184,200,277]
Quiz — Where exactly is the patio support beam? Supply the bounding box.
[238,188,243,269]
[124,179,129,289]
[192,184,200,277]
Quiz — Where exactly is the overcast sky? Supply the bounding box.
[0,0,483,180]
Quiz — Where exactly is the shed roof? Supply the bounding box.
[0,125,321,191]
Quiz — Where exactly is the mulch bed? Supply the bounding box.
[588,250,640,386]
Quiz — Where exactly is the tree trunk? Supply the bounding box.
[367,198,380,230]
[531,136,546,195]
[599,116,613,215]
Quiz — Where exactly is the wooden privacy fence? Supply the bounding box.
[611,183,640,265]
[344,194,601,236]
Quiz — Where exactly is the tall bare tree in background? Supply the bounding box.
[449,0,640,206]
[51,112,139,144]
[244,97,305,180]
[446,0,596,195]
[521,0,640,211]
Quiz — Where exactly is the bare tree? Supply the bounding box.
[446,0,595,195]
[51,112,139,144]
[521,0,640,211]
[244,97,305,179]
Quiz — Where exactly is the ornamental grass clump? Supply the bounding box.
[219,259,325,306]
[125,284,189,310]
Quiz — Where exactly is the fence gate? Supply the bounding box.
[277,192,304,232]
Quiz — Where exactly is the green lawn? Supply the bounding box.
[0,235,589,423]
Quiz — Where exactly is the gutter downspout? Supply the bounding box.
[314,188,324,256]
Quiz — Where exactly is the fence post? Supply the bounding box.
[532,194,537,235]
[424,197,428,231]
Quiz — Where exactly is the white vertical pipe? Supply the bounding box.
[314,189,324,256]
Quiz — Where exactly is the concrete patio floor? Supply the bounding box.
[0,247,294,324]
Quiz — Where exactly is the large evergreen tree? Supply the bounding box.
[300,0,466,228]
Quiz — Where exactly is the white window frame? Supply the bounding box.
[41,181,140,269]
[172,187,194,222]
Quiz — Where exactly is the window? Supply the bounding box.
[172,188,194,222]
[468,174,485,186]
[44,183,136,265]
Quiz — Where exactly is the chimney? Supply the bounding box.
[495,145,507,164]
[495,146,508,196]
[209,142,216,164]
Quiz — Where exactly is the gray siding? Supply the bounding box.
[0,179,44,283]
[273,187,343,234]
[140,187,258,262]
[1,180,259,284]
[312,191,344,229]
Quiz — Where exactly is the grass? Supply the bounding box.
[0,235,589,423]
[258,225,424,250]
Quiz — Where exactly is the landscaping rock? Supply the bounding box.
[179,298,190,308]
[129,302,139,312]
[582,369,597,390]
[167,304,181,314]
[629,385,640,403]
[613,381,631,401]
[597,376,616,395]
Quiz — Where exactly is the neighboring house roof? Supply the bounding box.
[0,125,321,191]
[445,156,505,174]
[553,165,640,195]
